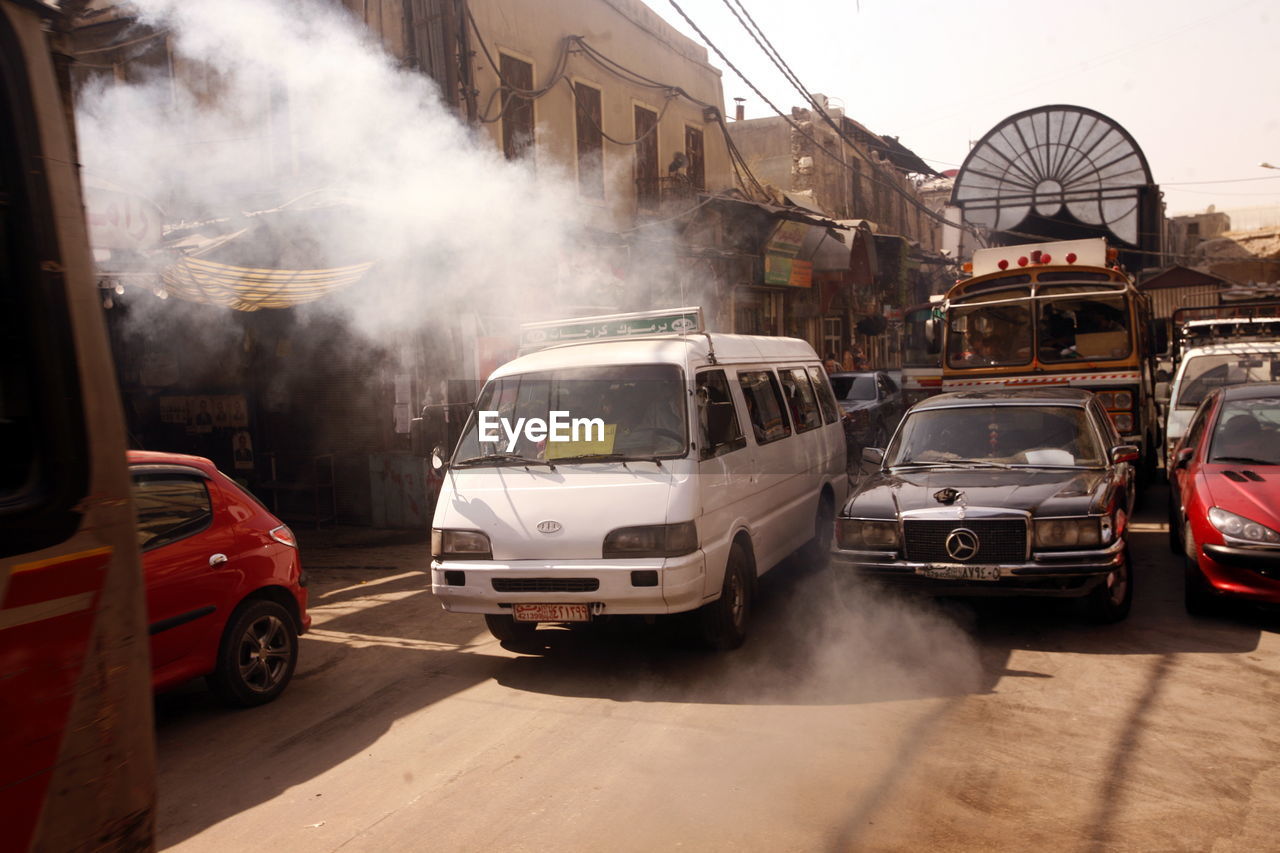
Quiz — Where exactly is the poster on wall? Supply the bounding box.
[159,396,189,424]
[228,396,248,428]
[190,397,214,433]
[233,431,254,470]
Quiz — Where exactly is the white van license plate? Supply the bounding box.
[918,565,1001,581]
[512,603,591,622]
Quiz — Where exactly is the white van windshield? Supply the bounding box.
[453,364,688,465]
[1176,353,1280,408]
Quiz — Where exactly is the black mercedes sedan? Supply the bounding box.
[832,388,1138,622]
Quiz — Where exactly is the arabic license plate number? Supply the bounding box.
[512,603,590,622]
[918,564,1001,581]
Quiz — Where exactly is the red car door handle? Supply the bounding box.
[208,553,229,568]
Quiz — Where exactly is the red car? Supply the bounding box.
[128,451,310,705]
[1168,382,1280,614]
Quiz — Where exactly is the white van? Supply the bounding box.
[430,308,847,649]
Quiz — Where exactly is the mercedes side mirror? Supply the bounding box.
[861,447,885,468]
[1155,368,1171,383]
[1110,445,1140,465]
[431,444,447,472]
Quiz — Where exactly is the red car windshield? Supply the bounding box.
[1208,398,1280,465]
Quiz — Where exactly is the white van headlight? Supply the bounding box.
[432,528,493,560]
[603,522,698,558]
[835,519,900,550]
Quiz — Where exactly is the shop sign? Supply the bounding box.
[764,255,813,288]
[519,307,703,350]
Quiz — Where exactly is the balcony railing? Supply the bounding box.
[635,175,698,214]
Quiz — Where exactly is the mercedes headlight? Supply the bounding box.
[1034,517,1102,549]
[835,519,900,550]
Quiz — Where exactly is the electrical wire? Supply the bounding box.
[696,0,970,237]
[665,1,972,240]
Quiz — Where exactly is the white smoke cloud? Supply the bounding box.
[75,0,662,347]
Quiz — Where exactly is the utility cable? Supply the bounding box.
[699,0,968,237]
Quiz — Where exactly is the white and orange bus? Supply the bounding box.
[900,297,944,407]
[935,238,1160,481]
[0,2,156,849]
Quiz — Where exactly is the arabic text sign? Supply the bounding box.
[520,310,701,349]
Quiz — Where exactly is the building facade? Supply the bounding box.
[68,0,845,526]
[726,98,950,368]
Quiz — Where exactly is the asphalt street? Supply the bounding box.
[152,485,1280,852]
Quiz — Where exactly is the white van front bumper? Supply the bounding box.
[430,551,707,616]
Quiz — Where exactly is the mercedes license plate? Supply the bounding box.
[512,603,590,622]
[918,564,1001,581]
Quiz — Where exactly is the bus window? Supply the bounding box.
[947,300,1032,368]
[1038,295,1131,362]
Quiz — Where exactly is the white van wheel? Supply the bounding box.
[699,541,752,650]
[801,494,835,568]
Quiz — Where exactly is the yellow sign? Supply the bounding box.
[545,424,618,459]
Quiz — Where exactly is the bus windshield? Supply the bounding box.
[1038,292,1131,362]
[946,289,1032,368]
[947,286,1134,370]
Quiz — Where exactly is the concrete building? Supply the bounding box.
[1168,206,1232,264]
[726,98,950,367]
[64,0,843,527]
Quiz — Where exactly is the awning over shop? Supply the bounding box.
[158,192,376,311]
[162,255,375,312]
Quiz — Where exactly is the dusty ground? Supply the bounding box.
[152,487,1280,852]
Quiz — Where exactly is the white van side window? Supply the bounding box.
[780,368,822,433]
[696,370,745,459]
[807,365,841,424]
[738,370,792,444]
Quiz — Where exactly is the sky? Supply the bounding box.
[656,0,1280,220]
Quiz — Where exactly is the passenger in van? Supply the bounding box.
[743,393,767,442]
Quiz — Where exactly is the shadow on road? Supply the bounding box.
[152,572,503,848]
[494,484,1274,707]
[152,487,1277,848]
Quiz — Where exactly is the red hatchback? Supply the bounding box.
[128,451,310,706]
[1168,382,1280,614]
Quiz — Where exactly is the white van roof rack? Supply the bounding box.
[518,307,704,353]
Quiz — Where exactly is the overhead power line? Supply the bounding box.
[669,0,977,240]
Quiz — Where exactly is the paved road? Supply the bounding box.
[154,487,1280,852]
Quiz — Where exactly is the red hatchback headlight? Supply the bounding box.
[270,524,297,548]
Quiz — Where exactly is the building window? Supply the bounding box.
[574,82,603,198]
[735,288,782,336]
[634,105,659,210]
[823,317,842,359]
[499,54,534,160]
[684,125,705,190]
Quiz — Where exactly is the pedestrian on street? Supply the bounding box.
[824,353,840,374]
